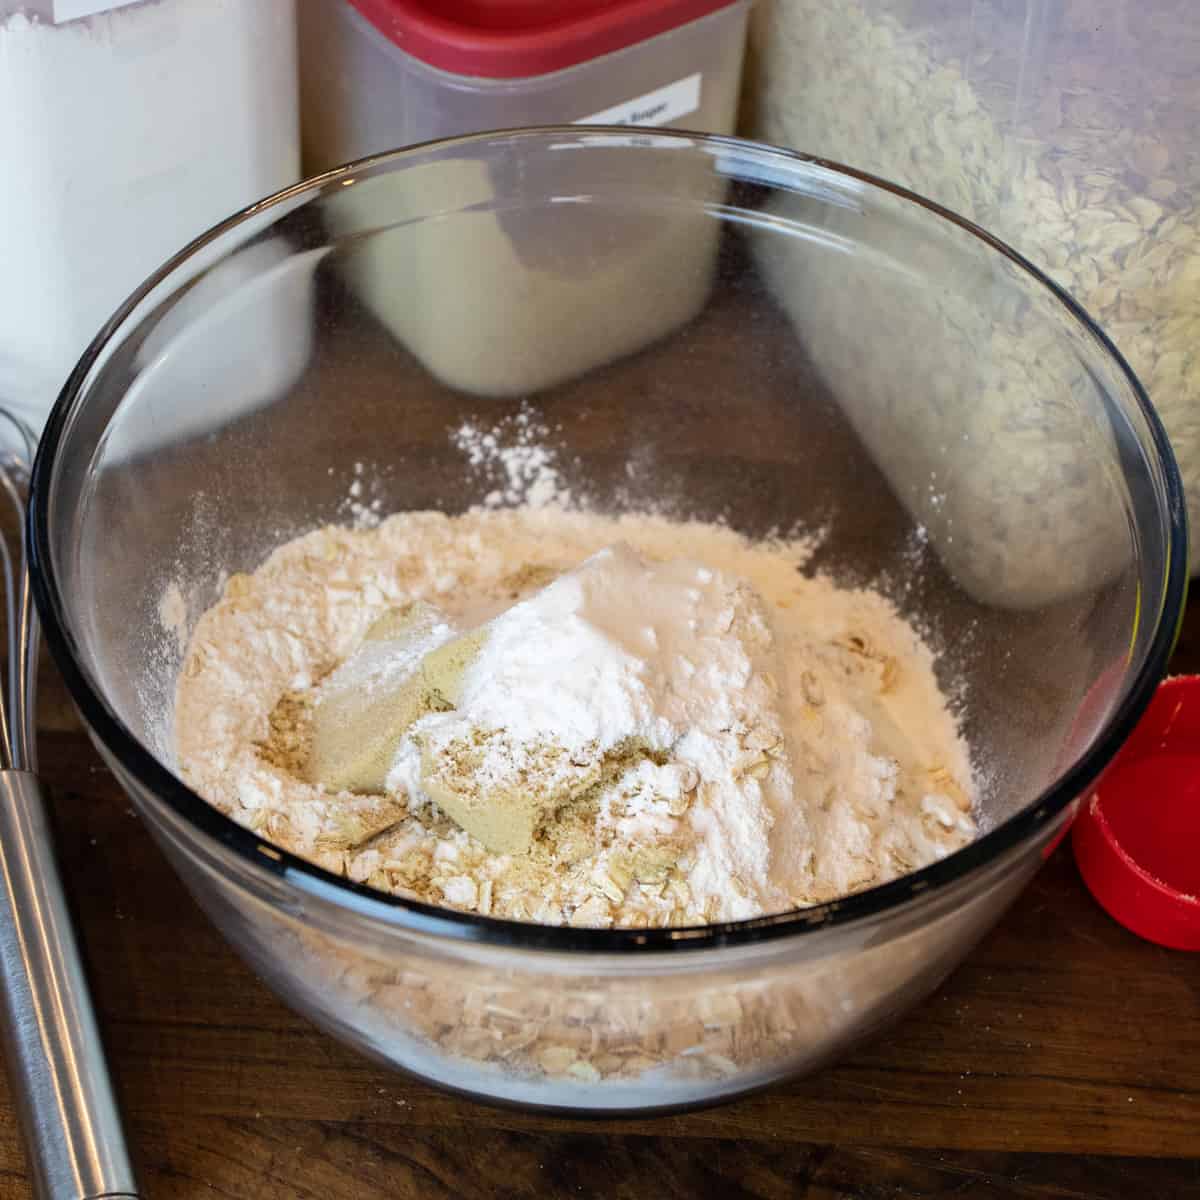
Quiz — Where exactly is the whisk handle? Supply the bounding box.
[0,771,140,1199]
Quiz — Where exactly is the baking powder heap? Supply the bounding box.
[384,541,796,919]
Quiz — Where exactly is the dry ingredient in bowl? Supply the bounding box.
[174,505,976,926]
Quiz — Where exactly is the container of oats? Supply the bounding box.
[744,0,1200,605]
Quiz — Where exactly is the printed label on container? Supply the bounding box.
[53,0,141,22]
[576,74,702,129]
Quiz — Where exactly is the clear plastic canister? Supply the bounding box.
[744,0,1200,602]
[300,0,750,399]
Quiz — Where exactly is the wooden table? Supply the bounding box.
[0,608,1189,1198]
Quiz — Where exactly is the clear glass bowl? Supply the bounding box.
[28,129,1186,1114]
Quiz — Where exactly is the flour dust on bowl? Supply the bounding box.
[28,130,1185,1112]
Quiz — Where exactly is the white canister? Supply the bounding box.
[0,0,303,439]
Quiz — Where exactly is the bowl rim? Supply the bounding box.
[28,126,1189,955]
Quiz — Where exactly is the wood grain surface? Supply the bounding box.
[0,578,1192,1197]
[0,656,1195,1198]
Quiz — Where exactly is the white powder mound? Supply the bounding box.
[388,543,797,920]
[173,505,977,927]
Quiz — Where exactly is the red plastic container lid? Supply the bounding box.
[347,0,741,79]
[1073,675,1200,951]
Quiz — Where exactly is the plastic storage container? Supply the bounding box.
[299,0,751,170]
[300,0,751,400]
[744,0,1200,602]
[0,0,304,440]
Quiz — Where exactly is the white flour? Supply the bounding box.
[174,505,977,926]
[453,412,574,510]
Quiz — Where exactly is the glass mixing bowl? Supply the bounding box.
[28,129,1186,1114]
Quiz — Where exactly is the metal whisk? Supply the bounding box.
[0,410,140,1199]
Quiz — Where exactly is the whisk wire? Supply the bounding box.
[0,409,39,773]
[0,404,139,1196]
[0,529,14,771]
